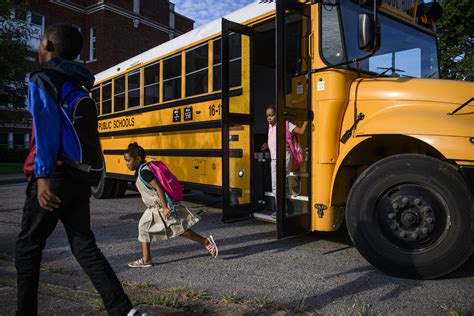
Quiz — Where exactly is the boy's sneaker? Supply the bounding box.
[128,308,148,316]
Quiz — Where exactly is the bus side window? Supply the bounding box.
[91,86,100,115]
[114,75,125,112]
[102,81,112,115]
[212,33,242,91]
[128,70,141,108]
[144,62,160,105]
[186,43,208,97]
[163,53,182,102]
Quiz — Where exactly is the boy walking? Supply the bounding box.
[15,24,145,316]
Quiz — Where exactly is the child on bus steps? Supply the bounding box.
[124,142,218,268]
[261,105,308,217]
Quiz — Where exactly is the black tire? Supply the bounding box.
[113,180,128,197]
[346,154,473,279]
[91,169,116,199]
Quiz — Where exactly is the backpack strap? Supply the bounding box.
[138,163,153,189]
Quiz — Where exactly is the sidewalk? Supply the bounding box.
[0,173,26,185]
[0,256,300,315]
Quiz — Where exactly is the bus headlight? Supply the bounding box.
[238,170,244,177]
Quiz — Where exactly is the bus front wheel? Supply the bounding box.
[346,154,473,279]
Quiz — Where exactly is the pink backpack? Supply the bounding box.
[147,161,183,202]
[286,121,305,170]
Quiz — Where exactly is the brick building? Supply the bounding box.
[0,0,194,151]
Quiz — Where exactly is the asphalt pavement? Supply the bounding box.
[0,182,473,315]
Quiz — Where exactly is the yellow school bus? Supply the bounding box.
[91,0,473,279]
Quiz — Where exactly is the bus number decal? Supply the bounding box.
[208,104,221,117]
[184,107,193,121]
[173,109,181,122]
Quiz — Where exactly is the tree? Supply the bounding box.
[0,1,34,108]
[437,0,473,81]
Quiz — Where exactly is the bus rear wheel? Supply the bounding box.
[91,169,116,199]
[346,154,472,279]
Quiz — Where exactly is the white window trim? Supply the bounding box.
[89,27,97,62]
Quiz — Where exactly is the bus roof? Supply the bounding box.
[94,1,275,83]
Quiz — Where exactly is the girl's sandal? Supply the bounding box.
[128,258,153,268]
[206,235,218,258]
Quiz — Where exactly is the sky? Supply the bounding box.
[173,0,257,27]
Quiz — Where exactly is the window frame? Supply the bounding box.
[162,53,182,102]
[185,42,209,97]
[101,81,112,115]
[127,69,141,109]
[144,61,161,106]
[89,27,97,62]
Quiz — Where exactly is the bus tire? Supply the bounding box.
[113,180,128,197]
[346,154,473,279]
[91,172,116,199]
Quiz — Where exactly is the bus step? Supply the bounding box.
[254,212,276,224]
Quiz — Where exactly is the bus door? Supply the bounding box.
[276,0,312,238]
[221,18,253,222]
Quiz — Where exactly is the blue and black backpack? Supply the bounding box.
[45,69,104,186]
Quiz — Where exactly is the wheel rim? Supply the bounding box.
[376,183,450,252]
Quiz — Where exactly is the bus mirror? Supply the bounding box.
[358,14,376,52]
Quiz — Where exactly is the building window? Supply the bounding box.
[186,43,208,97]
[89,27,96,61]
[14,9,44,51]
[144,62,160,105]
[213,34,242,91]
[163,54,182,102]
[101,81,112,115]
[133,0,140,14]
[114,75,125,112]
[128,70,141,108]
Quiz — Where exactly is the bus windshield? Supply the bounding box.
[320,0,440,79]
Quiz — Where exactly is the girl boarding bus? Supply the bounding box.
[91,0,473,279]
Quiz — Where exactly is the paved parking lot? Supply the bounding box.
[0,182,473,315]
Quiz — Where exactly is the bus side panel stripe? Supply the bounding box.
[99,120,221,137]
[104,148,243,158]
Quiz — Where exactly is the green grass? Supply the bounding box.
[222,292,238,304]
[142,293,182,309]
[0,162,23,175]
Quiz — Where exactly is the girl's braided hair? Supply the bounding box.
[125,142,146,161]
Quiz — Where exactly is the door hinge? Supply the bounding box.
[315,203,327,218]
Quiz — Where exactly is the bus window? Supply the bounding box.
[186,43,208,97]
[163,53,182,102]
[128,70,141,108]
[212,33,242,91]
[321,1,344,64]
[114,75,125,112]
[90,86,100,115]
[102,81,112,115]
[144,61,160,105]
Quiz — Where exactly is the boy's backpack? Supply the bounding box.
[286,121,305,171]
[59,82,104,186]
[45,69,104,186]
[147,160,183,202]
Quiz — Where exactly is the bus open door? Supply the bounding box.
[221,18,254,222]
[275,0,312,238]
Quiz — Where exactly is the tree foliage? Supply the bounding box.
[437,0,473,81]
[0,1,34,108]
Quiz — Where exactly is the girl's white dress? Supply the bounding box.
[135,165,200,242]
